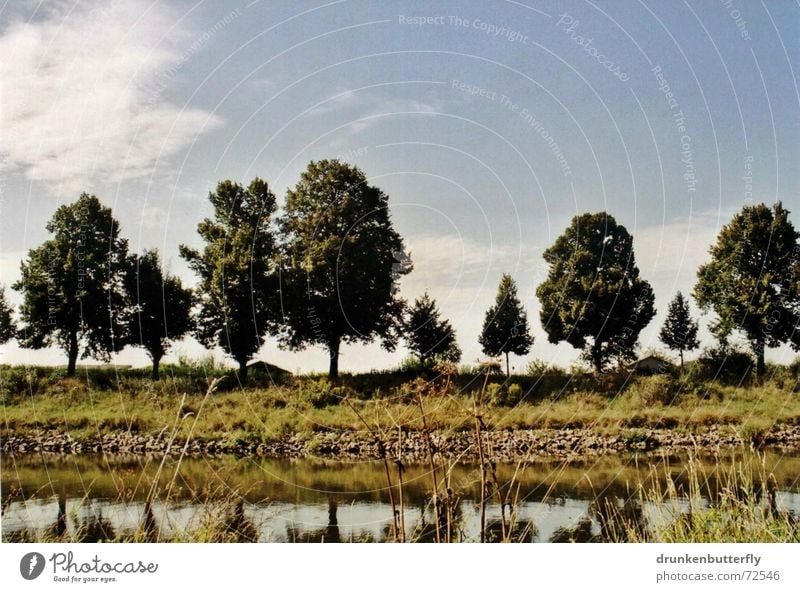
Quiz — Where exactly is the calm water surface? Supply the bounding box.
[3,451,799,542]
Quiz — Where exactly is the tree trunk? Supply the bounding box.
[756,339,766,376]
[238,359,248,382]
[329,339,340,380]
[505,352,510,377]
[679,350,684,371]
[66,331,79,377]
[151,356,161,381]
[592,343,603,374]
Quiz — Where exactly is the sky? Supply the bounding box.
[1,0,799,374]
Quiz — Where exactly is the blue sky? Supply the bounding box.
[1,0,799,373]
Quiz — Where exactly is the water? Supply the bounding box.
[3,451,799,542]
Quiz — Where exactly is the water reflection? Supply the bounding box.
[2,451,799,542]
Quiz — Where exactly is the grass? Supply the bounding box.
[619,454,800,543]
[1,364,799,445]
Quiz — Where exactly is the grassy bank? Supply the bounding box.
[1,363,799,446]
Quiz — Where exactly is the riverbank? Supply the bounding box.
[4,367,800,461]
[4,424,800,461]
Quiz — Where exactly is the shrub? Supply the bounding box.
[627,375,676,406]
[486,382,524,406]
[297,378,342,408]
[696,347,754,385]
[0,366,43,398]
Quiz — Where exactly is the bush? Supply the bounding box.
[296,378,344,408]
[627,375,676,406]
[696,347,754,385]
[486,382,524,406]
[0,366,43,398]
[765,363,799,391]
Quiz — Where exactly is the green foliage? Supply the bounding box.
[659,292,699,368]
[296,378,345,408]
[487,382,524,406]
[694,347,755,385]
[12,194,129,375]
[0,285,15,344]
[0,366,43,399]
[525,359,569,379]
[536,212,656,373]
[625,375,676,406]
[180,179,281,379]
[279,160,412,378]
[125,250,193,379]
[694,202,800,374]
[404,292,461,368]
[479,274,533,375]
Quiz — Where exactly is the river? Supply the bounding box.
[3,450,799,542]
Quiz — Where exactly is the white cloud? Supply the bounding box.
[633,218,719,281]
[0,0,222,191]
[401,235,523,297]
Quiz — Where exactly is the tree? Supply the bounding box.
[404,292,461,368]
[125,250,193,380]
[694,202,800,375]
[479,274,533,376]
[280,160,412,379]
[536,212,656,373]
[659,291,700,369]
[13,194,129,376]
[0,285,15,344]
[180,179,281,381]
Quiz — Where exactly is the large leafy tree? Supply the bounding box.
[13,194,129,375]
[694,202,800,375]
[479,274,533,376]
[180,179,281,380]
[536,212,656,373]
[404,292,461,368]
[659,291,699,369]
[0,285,15,344]
[125,250,193,380]
[280,160,412,379]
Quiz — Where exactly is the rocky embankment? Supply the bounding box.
[3,425,800,460]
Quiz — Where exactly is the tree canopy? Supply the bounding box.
[479,274,533,376]
[536,212,655,373]
[12,194,129,375]
[659,291,699,369]
[180,178,281,380]
[694,202,800,374]
[0,285,15,344]
[279,160,412,378]
[404,292,461,368]
[125,250,193,380]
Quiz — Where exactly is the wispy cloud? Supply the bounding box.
[0,0,222,192]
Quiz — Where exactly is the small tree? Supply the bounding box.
[479,274,534,376]
[125,250,193,380]
[659,292,700,369]
[280,160,412,379]
[0,285,15,344]
[404,292,461,368]
[536,212,656,373]
[694,202,800,375]
[180,178,281,381]
[13,194,129,375]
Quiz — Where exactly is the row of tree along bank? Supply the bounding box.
[1,159,799,379]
